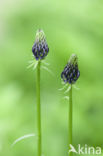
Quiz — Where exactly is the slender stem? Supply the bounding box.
[36,61,41,156]
[68,84,72,156]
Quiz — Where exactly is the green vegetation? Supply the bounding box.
[0,0,103,156]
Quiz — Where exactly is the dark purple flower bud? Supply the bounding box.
[32,29,49,60]
[61,54,80,84]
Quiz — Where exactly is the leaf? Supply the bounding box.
[63,96,69,100]
[33,61,38,70]
[27,62,35,69]
[41,65,54,77]
[64,86,71,94]
[42,60,50,66]
[58,83,68,91]
[11,133,36,147]
[73,85,80,90]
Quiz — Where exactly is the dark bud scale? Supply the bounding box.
[32,29,49,60]
[61,54,80,84]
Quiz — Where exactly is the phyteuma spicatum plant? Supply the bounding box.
[61,54,80,156]
[11,30,50,154]
[32,29,49,156]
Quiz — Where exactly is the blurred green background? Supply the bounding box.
[0,0,103,156]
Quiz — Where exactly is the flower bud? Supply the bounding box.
[61,54,80,84]
[32,29,49,60]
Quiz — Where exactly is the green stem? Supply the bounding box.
[68,84,72,156]
[36,61,41,156]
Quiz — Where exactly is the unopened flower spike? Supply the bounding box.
[31,29,50,156]
[61,54,80,84]
[60,54,80,156]
[32,29,49,60]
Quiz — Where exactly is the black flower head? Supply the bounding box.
[61,54,80,84]
[32,29,49,60]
